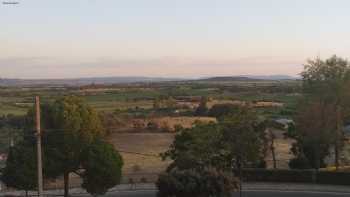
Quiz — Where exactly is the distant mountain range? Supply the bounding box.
[0,75,297,86]
[0,77,182,86]
[200,75,298,81]
[240,75,298,80]
[198,76,260,82]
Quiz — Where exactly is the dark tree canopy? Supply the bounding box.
[298,55,350,169]
[162,122,226,171]
[162,106,266,172]
[42,96,105,180]
[42,96,122,196]
[2,140,37,193]
[220,106,267,167]
[289,101,335,169]
[0,114,26,129]
[302,55,350,103]
[157,168,238,197]
[0,114,26,153]
[208,103,239,119]
[81,139,124,195]
[159,118,245,197]
[4,96,123,197]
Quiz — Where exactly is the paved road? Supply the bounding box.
[75,189,350,197]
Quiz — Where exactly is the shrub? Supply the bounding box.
[81,140,124,196]
[147,121,159,131]
[238,169,350,186]
[316,171,350,185]
[289,156,312,169]
[208,104,239,119]
[156,168,238,197]
[240,169,314,183]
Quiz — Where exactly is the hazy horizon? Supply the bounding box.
[0,74,298,80]
[2,0,350,78]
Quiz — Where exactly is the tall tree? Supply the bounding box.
[220,106,267,168]
[2,140,37,197]
[23,96,123,197]
[265,121,277,169]
[208,103,239,120]
[162,122,225,171]
[162,106,266,171]
[301,55,350,169]
[81,139,123,196]
[29,96,99,197]
[160,106,265,196]
[289,101,336,169]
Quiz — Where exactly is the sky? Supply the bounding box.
[1,0,350,79]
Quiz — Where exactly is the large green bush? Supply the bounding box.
[156,168,238,197]
[208,104,239,119]
[1,140,37,196]
[288,156,312,169]
[81,139,124,196]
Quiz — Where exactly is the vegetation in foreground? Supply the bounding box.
[2,96,123,197]
[288,55,350,169]
[155,55,350,196]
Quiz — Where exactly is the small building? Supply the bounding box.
[273,118,294,130]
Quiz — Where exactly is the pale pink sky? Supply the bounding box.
[1,0,350,79]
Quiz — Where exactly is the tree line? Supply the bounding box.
[288,55,350,169]
[1,96,123,197]
[156,55,350,196]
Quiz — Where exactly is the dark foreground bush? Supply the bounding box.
[316,171,350,185]
[156,168,239,197]
[208,104,239,119]
[240,169,350,186]
[240,169,314,183]
[288,156,312,169]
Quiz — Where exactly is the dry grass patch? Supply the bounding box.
[207,99,284,108]
[108,133,175,174]
[150,116,217,131]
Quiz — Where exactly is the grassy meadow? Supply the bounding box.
[0,79,301,116]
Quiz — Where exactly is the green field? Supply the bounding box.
[0,80,301,116]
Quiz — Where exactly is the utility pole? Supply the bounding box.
[237,155,242,197]
[35,96,43,197]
